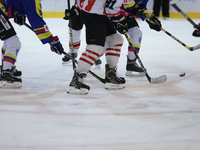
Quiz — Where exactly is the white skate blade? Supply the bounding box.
[0,81,22,88]
[105,83,125,90]
[67,86,89,95]
[125,71,145,77]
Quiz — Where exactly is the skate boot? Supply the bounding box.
[94,58,102,69]
[125,57,145,77]
[0,69,22,88]
[62,53,77,64]
[67,72,90,94]
[11,65,22,77]
[105,64,125,90]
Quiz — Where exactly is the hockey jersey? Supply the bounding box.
[82,0,132,18]
[0,0,52,44]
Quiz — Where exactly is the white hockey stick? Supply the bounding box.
[123,30,167,84]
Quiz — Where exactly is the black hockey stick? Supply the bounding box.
[146,18,200,51]
[66,0,76,70]
[24,23,106,84]
[123,29,167,84]
[171,3,200,29]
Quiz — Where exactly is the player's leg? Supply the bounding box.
[67,11,106,94]
[104,17,125,90]
[0,13,22,88]
[126,16,144,77]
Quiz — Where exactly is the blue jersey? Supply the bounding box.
[0,0,52,44]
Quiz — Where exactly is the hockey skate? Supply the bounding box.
[62,53,77,65]
[11,65,22,77]
[0,69,22,88]
[1,64,22,77]
[67,72,90,94]
[125,57,145,77]
[94,58,102,69]
[105,64,125,90]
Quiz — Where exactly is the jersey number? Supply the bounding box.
[105,0,117,9]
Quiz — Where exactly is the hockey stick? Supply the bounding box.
[161,27,200,51]
[123,29,167,84]
[146,18,200,51]
[24,23,106,84]
[66,0,76,69]
[171,3,200,29]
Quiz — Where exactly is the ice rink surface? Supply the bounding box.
[0,18,200,150]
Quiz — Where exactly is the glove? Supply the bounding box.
[146,15,162,31]
[111,15,128,34]
[192,29,200,37]
[63,5,80,20]
[14,14,26,26]
[132,3,145,17]
[49,36,63,55]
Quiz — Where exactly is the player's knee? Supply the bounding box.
[106,33,123,47]
[86,44,103,56]
[129,27,143,39]
[6,35,21,50]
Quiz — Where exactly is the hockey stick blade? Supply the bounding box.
[123,29,167,84]
[190,44,200,51]
[149,74,167,84]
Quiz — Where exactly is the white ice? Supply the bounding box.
[0,18,200,150]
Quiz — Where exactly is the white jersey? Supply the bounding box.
[105,0,124,18]
[82,0,133,17]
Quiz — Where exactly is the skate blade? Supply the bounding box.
[0,81,22,88]
[105,83,125,90]
[67,86,89,95]
[125,71,145,77]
